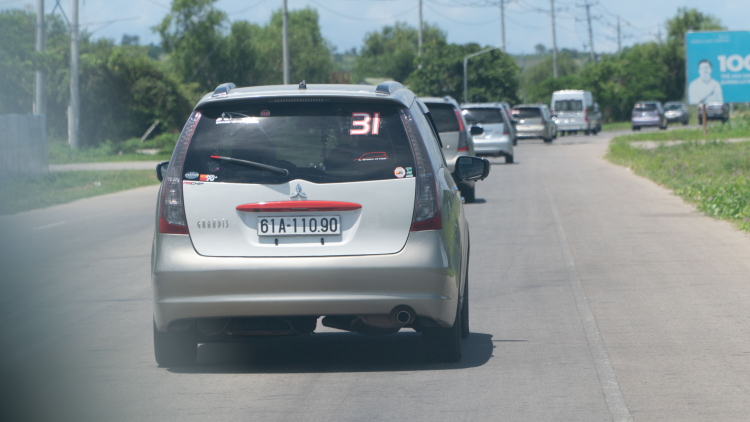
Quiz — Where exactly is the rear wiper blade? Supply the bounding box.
[210,155,289,176]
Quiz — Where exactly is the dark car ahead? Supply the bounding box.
[664,101,689,125]
[631,101,667,131]
[698,102,729,124]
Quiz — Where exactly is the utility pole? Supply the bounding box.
[499,0,506,53]
[550,0,558,79]
[617,16,621,53]
[584,1,595,61]
[68,0,79,149]
[282,0,289,84]
[35,0,45,118]
[418,0,423,56]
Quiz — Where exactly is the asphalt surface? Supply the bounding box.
[2,130,750,421]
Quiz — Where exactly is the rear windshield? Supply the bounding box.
[634,103,657,111]
[461,108,505,125]
[182,102,416,185]
[554,100,583,112]
[512,107,542,118]
[423,103,461,133]
[664,103,681,110]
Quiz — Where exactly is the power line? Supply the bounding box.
[309,0,418,22]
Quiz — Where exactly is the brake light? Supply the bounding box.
[453,109,469,152]
[584,108,588,123]
[159,111,201,235]
[503,123,509,135]
[400,109,442,231]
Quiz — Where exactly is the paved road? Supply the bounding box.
[2,130,750,421]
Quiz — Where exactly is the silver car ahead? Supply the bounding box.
[152,81,490,366]
[461,103,515,163]
[512,104,557,143]
[419,96,480,203]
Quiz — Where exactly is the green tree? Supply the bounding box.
[0,9,39,114]
[154,0,227,92]
[666,7,725,45]
[256,7,334,85]
[520,53,581,104]
[407,40,520,104]
[353,22,445,83]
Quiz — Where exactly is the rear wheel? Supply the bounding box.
[423,305,462,362]
[683,119,689,126]
[584,129,591,136]
[461,184,475,203]
[505,154,514,164]
[460,250,470,339]
[632,126,640,131]
[154,320,197,367]
[513,137,517,146]
[543,137,553,143]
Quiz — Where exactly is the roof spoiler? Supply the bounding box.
[212,82,236,97]
[375,81,405,95]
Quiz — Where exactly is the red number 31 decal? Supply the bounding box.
[350,112,380,135]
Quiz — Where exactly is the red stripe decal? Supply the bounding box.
[237,201,362,212]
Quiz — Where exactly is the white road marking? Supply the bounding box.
[31,221,67,231]
[544,184,634,422]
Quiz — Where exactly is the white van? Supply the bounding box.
[550,90,601,135]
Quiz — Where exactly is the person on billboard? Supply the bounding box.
[689,59,723,104]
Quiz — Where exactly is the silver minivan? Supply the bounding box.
[152,81,490,366]
[461,103,515,163]
[419,96,481,202]
[551,90,602,135]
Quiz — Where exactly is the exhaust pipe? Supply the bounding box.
[396,310,411,324]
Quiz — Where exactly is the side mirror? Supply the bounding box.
[454,156,490,181]
[156,161,170,182]
[470,126,484,136]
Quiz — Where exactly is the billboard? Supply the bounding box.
[686,31,750,104]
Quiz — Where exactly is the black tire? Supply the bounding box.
[513,137,517,146]
[660,124,667,130]
[560,131,565,137]
[632,126,640,131]
[154,320,197,367]
[461,184,475,203]
[460,247,470,339]
[505,154,514,164]
[553,130,558,139]
[584,129,591,136]
[683,119,689,126]
[543,137,552,143]
[422,305,462,362]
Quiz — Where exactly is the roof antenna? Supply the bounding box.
[299,80,307,90]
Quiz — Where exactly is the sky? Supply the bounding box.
[3,0,748,55]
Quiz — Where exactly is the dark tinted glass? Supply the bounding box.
[554,100,583,111]
[423,103,461,132]
[512,107,542,118]
[664,103,682,110]
[183,102,415,184]
[462,108,504,124]
[635,103,658,111]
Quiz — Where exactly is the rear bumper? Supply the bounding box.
[554,122,588,131]
[632,119,661,127]
[473,136,513,155]
[516,130,545,138]
[152,231,459,332]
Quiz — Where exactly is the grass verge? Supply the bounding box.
[606,137,750,232]
[601,121,632,132]
[1,171,160,215]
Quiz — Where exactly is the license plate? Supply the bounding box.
[257,216,340,236]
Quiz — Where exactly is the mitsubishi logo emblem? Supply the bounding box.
[290,184,307,199]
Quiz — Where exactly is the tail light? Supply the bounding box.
[454,109,469,152]
[503,123,509,135]
[400,109,442,231]
[159,111,201,235]
[584,108,588,123]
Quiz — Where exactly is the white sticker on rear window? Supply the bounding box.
[354,152,388,162]
[350,112,380,135]
[216,112,259,125]
[394,167,406,178]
